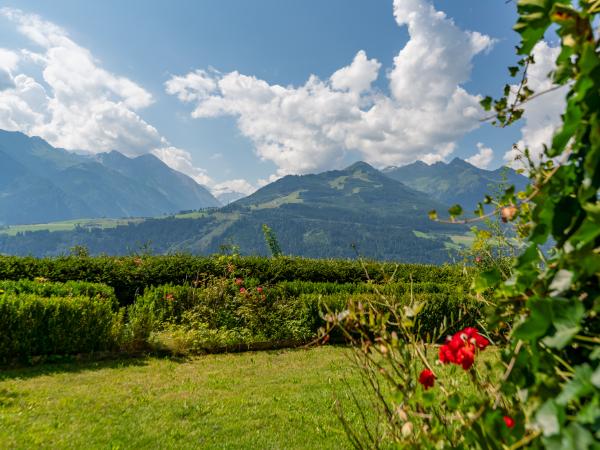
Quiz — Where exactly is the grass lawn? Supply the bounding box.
[0,346,366,449]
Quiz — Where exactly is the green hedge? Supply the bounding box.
[0,255,467,305]
[0,293,119,361]
[0,279,118,310]
[128,281,480,348]
[301,291,480,341]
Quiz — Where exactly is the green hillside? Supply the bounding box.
[0,161,466,263]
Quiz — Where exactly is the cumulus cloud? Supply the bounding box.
[0,8,215,193]
[167,0,495,176]
[503,41,568,167]
[466,142,494,169]
[212,178,256,197]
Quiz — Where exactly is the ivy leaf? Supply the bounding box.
[508,66,520,77]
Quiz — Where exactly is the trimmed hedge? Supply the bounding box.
[0,255,467,305]
[0,293,119,361]
[0,279,118,310]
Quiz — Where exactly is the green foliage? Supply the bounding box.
[0,254,465,305]
[262,224,283,257]
[0,278,118,310]
[473,1,600,446]
[0,292,119,361]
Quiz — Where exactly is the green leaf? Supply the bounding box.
[448,204,463,217]
[542,297,584,349]
[535,400,563,437]
[513,298,552,341]
[556,364,594,405]
[472,268,502,293]
[480,96,493,111]
[508,66,520,77]
[428,210,438,220]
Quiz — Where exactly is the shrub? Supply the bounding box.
[0,254,467,305]
[0,293,119,361]
[0,279,118,310]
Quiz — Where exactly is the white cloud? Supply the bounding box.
[167,0,495,176]
[0,8,214,191]
[466,142,494,169]
[212,178,256,197]
[503,41,568,167]
[151,146,213,186]
[0,48,19,74]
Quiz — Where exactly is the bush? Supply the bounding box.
[0,292,119,361]
[0,254,467,305]
[0,279,118,310]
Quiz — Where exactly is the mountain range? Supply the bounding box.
[0,130,529,262]
[0,130,219,225]
[383,158,528,211]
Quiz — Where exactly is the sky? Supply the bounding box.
[0,0,565,198]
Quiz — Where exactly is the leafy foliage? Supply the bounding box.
[0,292,119,361]
[0,254,466,305]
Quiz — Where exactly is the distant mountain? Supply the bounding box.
[383,158,528,212]
[0,161,465,263]
[215,191,248,205]
[0,130,219,225]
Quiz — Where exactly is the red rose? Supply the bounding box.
[503,416,515,428]
[239,287,247,294]
[235,278,243,286]
[418,369,436,390]
[257,287,263,293]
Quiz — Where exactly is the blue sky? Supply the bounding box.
[0,1,562,198]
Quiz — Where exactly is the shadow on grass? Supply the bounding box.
[0,353,191,382]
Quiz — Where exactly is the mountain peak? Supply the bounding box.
[449,157,472,167]
[344,161,377,172]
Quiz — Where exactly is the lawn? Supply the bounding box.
[0,346,366,449]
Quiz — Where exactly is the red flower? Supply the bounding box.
[456,346,475,370]
[165,293,174,301]
[235,278,243,286]
[475,256,482,263]
[439,344,456,364]
[503,416,515,428]
[463,327,490,349]
[239,287,247,294]
[438,327,489,370]
[418,369,436,390]
[257,287,263,293]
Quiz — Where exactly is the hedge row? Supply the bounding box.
[0,292,119,361]
[129,282,479,345]
[0,279,118,310]
[0,255,467,305]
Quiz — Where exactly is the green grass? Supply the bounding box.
[0,346,365,449]
[0,218,143,236]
